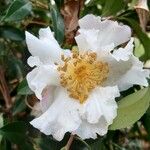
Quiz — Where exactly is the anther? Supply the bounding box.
[61,54,65,61]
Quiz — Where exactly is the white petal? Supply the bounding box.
[27,56,42,67]
[105,55,149,91]
[26,65,59,100]
[39,27,55,40]
[77,14,131,50]
[75,34,89,52]
[79,14,102,29]
[74,86,119,139]
[75,29,115,52]
[75,29,99,51]
[30,87,81,141]
[74,118,108,139]
[40,86,56,112]
[62,49,72,59]
[112,38,134,61]
[118,56,149,90]
[31,86,56,117]
[25,27,62,64]
[80,86,119,124]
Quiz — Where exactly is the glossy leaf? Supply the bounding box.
[110,87,150,130]
[102,0,125,16]
[50,5,65,44]
[2,0,32,22]
[0,26,24,41]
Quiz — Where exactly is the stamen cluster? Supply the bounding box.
[57,51,109,103]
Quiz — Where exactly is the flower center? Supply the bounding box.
[57,51,109,103]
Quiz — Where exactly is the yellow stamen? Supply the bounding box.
[57,51,109,104]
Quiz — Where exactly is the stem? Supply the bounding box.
[65,134,75,150]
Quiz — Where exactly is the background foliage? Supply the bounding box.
[0,0,150,149]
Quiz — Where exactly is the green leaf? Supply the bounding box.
[118,18,150,60]
[109,87,150,130]
[134,37,145,58]
[102,0,125,16]
[50,5,64,44]
[13,96,27,115]
[2,0,32,22]
[0,26,24,41]
[17,79,33,95]
[0,122,27,144]
[5,57,24,80]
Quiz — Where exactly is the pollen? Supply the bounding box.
[57,51,109,104]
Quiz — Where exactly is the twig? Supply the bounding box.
[22,19,48,28]
[0,65,12,109]
[30,0,48,9]
[65,134,75,150]
[27,20,48,26]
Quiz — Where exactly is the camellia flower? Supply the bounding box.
[26,14,149,141]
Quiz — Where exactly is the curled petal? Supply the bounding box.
[105,55,149,91]
[80,86,119,125]
[112,38,134,61]
[26,65,59,100]
[74,118,108,139]
[30,87,81,141]
[76,14,131,51]
[27,56,42,67]
[117,56,149,90]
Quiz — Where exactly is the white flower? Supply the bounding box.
[26,15,149,141]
